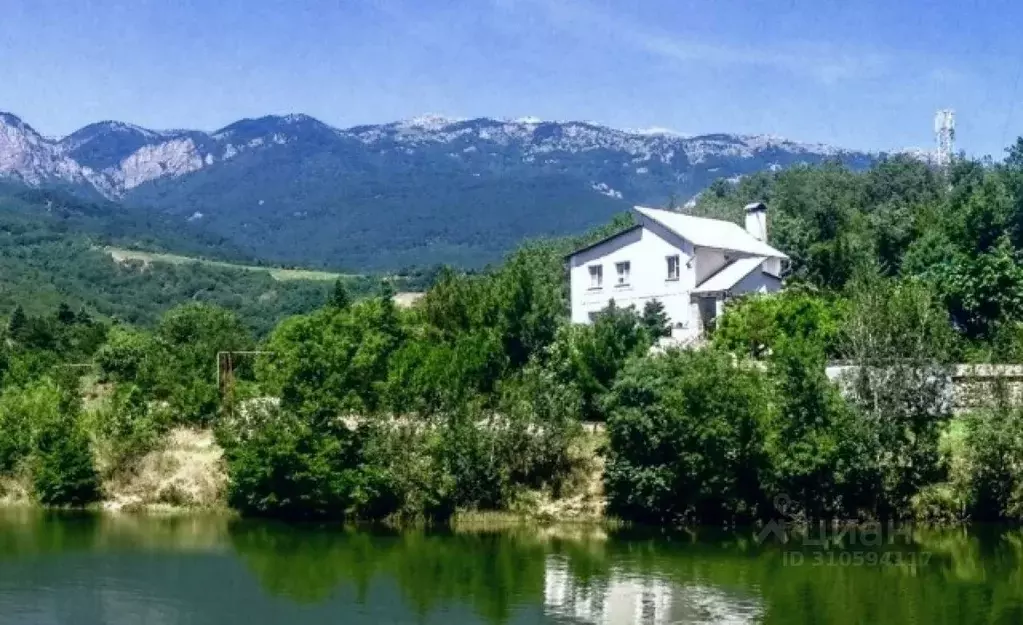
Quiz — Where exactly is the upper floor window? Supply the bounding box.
[588,264,603,289]
[666,255,680,281]
[615,261,631,286]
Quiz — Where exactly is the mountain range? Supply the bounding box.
[0,111,881,269]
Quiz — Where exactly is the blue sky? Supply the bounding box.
[1,0,1020,155]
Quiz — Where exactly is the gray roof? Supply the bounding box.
[633,206,788,259]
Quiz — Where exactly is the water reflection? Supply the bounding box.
[544,555,764,624]
[0,512,1022,625]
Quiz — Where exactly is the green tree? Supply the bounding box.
[713,288,846,359]
[328,279,351,310]
[384,329,505,415]
[640,300,671,339]
[549,302,650,421]
[0,381,53,473]
[29,377,100,506]
[155,303,254,424]
[940,236,1023,339]
[56,303,76,325]
[7,305,27,342]
[841,275,955,518]
[95,326,161,388]
[490,242,567,368]
[259,299,403,423]
[604,348,773,524]
[766,338,863,520]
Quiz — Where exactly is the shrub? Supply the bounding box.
[430,363,584,512]
[95,384,170,475]
[221,405,397,520]
[548,303,651,421]
[713,288,846,359]
[436,408,509,510]
[765,338,864,520]
[95,326,161,387]
[496,361,583,495]
[30,379,100,506]
[840,275,955,518]
[0,383,44,473]
[958,404,1023,521]
[604,348,773,525]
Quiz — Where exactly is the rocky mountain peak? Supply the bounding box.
[0,110,884,205]
[0,111,112,194]
[0,112,33,131]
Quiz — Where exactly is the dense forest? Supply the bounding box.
[0,186,428,335]
[4,145,1023,527]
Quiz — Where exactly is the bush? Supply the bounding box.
[30,379,100,506]
[95,326,161,388]
[223,359,584,520]
[840,275,955,518]
[496,362,583,495]
[958,404,1023,521]
[604,348,773,525]
[436,408,509,510]
[155,303,254,425]
[765,338,865,520]
[431,363,584,512]
[95,384,170,475]
[548,303,651,421]
[221,405,398,520]
[0,382,45,473]
[713,288,846,359]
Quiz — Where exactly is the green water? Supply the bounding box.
[0,511,1020,624]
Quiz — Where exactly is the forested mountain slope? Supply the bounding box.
[0,188,378,335]
[1,111,879,270]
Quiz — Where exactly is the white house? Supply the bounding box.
[567,203,788,341]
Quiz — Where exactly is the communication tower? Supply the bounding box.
[934,109,955,167]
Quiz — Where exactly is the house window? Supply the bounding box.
[666,255,680,281]
[588,264,603,289]
[615,261,631,286]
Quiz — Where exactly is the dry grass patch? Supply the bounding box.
[102,428,227,512]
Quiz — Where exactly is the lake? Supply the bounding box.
[0,510,1020,625]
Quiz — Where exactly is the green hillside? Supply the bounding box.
[104,248,356,281]
[0,189,381,335]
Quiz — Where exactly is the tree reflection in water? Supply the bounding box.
[1,512,1023,625]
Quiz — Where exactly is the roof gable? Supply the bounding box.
[563,225,643,260]
[633,206,788,259]
[693,256,768,293]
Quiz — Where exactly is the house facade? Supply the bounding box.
[567,203,787,341]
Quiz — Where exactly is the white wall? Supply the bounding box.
[745,209,767,241]
[762,257,782,277]
[568,223,695,333]
[695,248,730,284]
